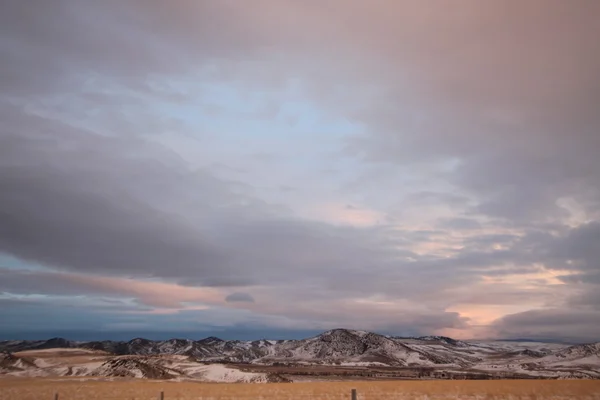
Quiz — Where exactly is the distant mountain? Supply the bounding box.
[554,342,600,359]
[500,338,578,344]
[0,351,37,371]
[400,335,469,347]
[1,328,599,377]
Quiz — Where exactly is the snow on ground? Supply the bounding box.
[403,350,436,366]
[130,369,144,378]
[33,358,54,368]
[15,348,97,355]
[3,356,109,379]
[545,354,600,367]
[338,361,388,367]
[349,330,370,337]
[173,363,268,383]
[472,341,568,352]
[200,364,267,383]
[12,359,31,369]
[168,355,189,361]
[6,368,51,378]
[235,341,253,350]
[71,361,105,376]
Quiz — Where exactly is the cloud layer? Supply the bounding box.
[1,0,599,341]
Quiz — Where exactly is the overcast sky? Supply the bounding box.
[1,0,599,342]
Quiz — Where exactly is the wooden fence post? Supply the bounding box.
[351,388,357,400]
[54,392,59,400]
[159,391,164,400]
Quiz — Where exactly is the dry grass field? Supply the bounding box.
[0,379,599,400]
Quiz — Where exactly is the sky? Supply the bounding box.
[1,0,599,343]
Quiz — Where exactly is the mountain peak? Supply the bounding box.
[416,336,461,346]
[38,338,73,349]
[556,342,600,358]
[321,329,370,337]
[199,336,224,343]
[128,337,151,344]
[1,331,595,378]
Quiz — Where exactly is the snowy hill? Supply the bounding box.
[1,329,599,379]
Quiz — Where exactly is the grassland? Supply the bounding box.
[0,378,599,400]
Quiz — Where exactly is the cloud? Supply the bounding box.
[337,0,600,225]
[0,105,239,286]
[436,218,482,231]
[490,309,600,342]
[225,292,256,303]
[0,269,225,309]
[0,0,598,341]
[550,222,600,272]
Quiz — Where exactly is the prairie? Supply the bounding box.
[0,378,599,400]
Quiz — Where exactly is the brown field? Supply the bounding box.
[0,379,599,400]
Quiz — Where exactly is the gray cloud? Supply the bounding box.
[436,217,482,231]
[341,1,600,225]
[225,292,255,303]
[550,222,600,272]
[490,309,600,343]
[0,0,598,340]
[0,104,483,316]
[0,106,239,286]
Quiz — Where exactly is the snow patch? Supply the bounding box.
[174,363,267,383]
[34,358,54,368]
[17,348,96,354]
[339,361,388,367]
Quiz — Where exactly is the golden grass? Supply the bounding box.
[0,379,599,400]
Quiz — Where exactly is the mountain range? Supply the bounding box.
[1,329,599,380]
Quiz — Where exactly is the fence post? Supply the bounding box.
[351,388,357,400]
[159,391,164,400]
[54,393,59,400]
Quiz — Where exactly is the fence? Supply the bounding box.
[49,389,360,400]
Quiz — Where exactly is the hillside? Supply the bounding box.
[1,329,599,380]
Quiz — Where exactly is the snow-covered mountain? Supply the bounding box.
[1,329,599,379]
[553,342,600,359]
[0,349,287,382]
